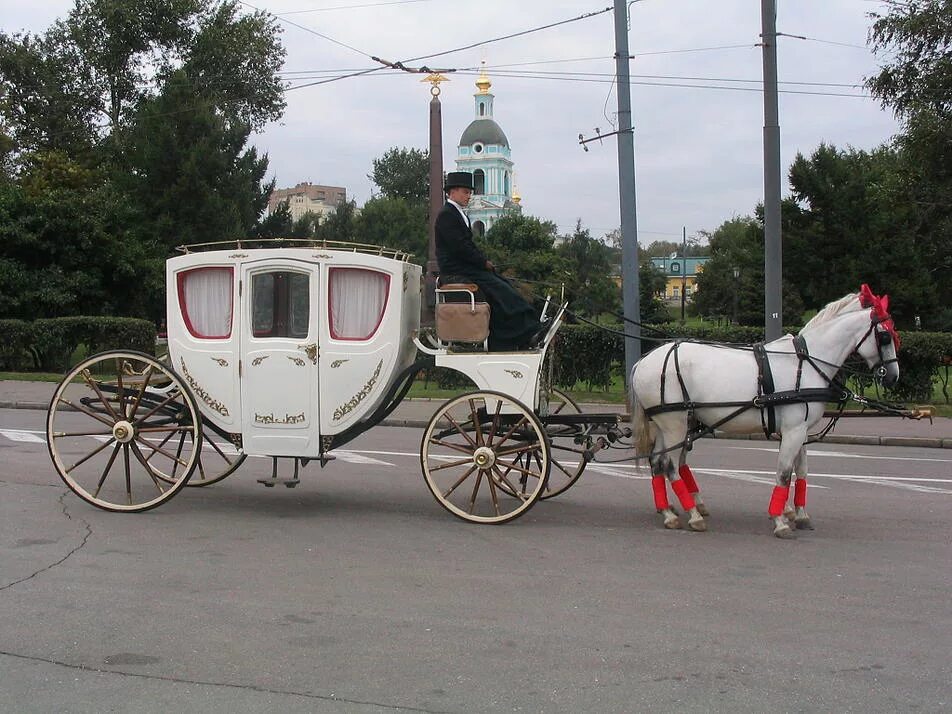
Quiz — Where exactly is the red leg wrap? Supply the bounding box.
[651,476,670,511]
[671,479,696,510]
[794,479,807,508]
[769,485,790,517]
[678,464,699,494]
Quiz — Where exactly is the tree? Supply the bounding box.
[357,196,427,263]
[695,216,803,326]
[782,143,933,327]
[638,258,669,324]
[482,213,565,303]
[252,200,293,238]
[315,199,358,243]
[115,70,271,252]
[0,1,286,320]
[867,0,952,328]
[556,221,619,318]
[369,147,429,204]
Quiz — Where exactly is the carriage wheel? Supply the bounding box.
[538,389,591,500]
[46,350,202,512]
[147,420,246,488]
[421,390,550,524]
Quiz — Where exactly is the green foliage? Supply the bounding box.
[369,147,429,205]
[783,143,934,327]
[638,258,668,324]
[886,331,952,402]
[556,221,619,318]
[253,200,293,238]
[0,317,155,371]
[357,196,427,262]
[0,1,285,321]
[482,212,564,302]
[552,324,623,391]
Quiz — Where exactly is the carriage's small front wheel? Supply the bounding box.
[421,391,551,524]
[46,350,202,512]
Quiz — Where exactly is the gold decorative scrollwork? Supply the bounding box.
[211,357,229,367]
[403,271,409,291]
[287,356,306,367]
[252,356,269,366]
[312,253,333,259]
[333,360,383,421]
[255,412,306,425]
[330,359,349,368]
[504,369,524,379]
[179,357,230,417]
[228,253,248,258]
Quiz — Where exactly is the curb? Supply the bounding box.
[6,400,948,449]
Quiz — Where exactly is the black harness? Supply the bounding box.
[644,335,851,440]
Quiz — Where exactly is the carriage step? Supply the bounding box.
[256,478,301,488]
[258,457,307,487]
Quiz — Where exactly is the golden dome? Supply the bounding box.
[512,189,521,205]
[475,62,492,94]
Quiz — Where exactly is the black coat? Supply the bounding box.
[434,201,541,350]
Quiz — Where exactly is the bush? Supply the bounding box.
[0,317,156,372]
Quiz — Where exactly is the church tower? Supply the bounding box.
[455,64,520,236]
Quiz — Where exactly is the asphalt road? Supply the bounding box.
[1,407,950,713]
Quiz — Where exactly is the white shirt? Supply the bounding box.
[448,199,470,227]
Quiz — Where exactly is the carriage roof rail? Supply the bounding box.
[174,238,415,262]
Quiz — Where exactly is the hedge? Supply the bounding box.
[550,323,951,402]
[0,317,157,372]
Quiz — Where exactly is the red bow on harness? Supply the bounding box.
[859,284,900,350]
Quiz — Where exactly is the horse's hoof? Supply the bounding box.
[773,524,795,539]
[688,515,707,532]
[795,517,814,530]
[696,502,710,517]
[782,505,796,520]
[663,514,682,529]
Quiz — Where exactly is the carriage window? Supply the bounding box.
[177,267,234,339]
[329,268,390,340]
[252,271,310,339]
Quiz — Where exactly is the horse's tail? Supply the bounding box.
[629,366,655,461]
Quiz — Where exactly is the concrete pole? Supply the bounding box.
[424,83,445,327]
[761,0,783,340]
[614,0,641,381]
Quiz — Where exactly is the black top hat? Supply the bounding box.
[444,171,474,192]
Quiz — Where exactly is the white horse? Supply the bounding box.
[630,285,901,538]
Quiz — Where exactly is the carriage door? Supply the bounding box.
[240,261,321,457]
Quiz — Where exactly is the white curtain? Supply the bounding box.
[180,267,233,338]
[329,268,389,339]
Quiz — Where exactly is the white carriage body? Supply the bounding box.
[166,242,421,458]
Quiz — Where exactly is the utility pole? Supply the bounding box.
[761,0,782,340]
[680,226,687,322]
[422,74,448,327]
[614,0,641,380]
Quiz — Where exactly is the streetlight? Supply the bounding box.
[732,266,740,325]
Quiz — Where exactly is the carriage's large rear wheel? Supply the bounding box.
[47,350,202,512]
[421,391,550,524]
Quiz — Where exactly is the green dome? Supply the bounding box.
[459,119,509,148]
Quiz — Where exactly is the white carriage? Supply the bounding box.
[46,240,621,523]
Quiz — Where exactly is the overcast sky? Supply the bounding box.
[2,0,901,243]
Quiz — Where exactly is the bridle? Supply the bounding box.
[856,283,900,380]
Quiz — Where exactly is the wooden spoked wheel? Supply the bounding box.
[421,391,550,524]
[538,389,591,500]
[148,421,246,488]
[185,427,246,487]
[46,350,202,512]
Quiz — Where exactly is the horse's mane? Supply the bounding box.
[799,292,861,333]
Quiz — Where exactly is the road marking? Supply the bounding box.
[0,429,44,443]
[726,445,952,464]
[333,451,393,466]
